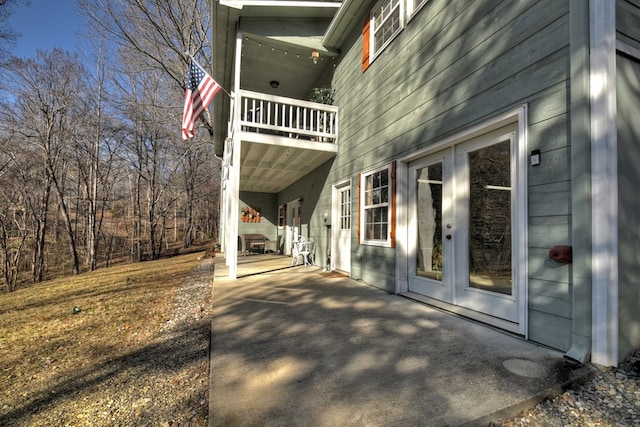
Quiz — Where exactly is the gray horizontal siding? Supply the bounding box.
[353,243,397,293]
[528,310,572,351]
[616,53,640,360]
[326,0,573,349]
[238,192,278,241]
[336,0,569,159]
[617,0,640,49]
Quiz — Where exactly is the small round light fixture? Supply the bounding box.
[270,80,279,88]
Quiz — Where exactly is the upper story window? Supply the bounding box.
[407,0,429,17]
[371,0,403,59]
[364,0,430,70]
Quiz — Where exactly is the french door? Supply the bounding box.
[408,128,522,331]
[332,181,351,273]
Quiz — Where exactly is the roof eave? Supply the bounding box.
[323,0,375,49]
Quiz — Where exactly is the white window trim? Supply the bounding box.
[360,163,393,247]
[407,0,429,19]
[277,204,286,229]
[370,0,404,62]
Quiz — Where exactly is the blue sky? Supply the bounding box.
[11,0,85,58]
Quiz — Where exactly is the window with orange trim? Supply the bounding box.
[363,0,403,64]
[363,0,433,70]
[359,163,395,247]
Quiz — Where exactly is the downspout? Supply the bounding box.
[565,0,593,364]
[589,0,618,367]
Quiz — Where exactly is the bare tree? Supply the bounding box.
[0,0,28,65]
[73,33,116,271]
[0,0,219,290]
[79,0,211,91]
[2,50,88,276]
[180,142,219,247]
[113,60,183,260]
[0,181,28,291]
[80,0,219,251]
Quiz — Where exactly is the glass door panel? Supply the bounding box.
[453,133,518,325]
[408,152,453,303]
[416,163,443,281]
[407,125,521,331]
[467,140,512,295]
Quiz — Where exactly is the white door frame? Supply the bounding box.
[332,180,352,273]
[397,105,528,336]
[284,199,301,256]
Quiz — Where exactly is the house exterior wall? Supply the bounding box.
[616,0,640,364]
[214,0,640,366]
[617,0,640,50]
[238,191,278,246]
[616,53,640,361]
[318,0,574,349]
[277,159,333,267]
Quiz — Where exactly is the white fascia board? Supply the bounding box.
[324,0,372,49]
[221,1,341,10]
[240,19,340,55]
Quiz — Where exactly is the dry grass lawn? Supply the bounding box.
[0,252,210,426]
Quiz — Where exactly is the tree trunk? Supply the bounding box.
[32,182,50,283]
[49,168,80,275]
[183,188,193,248]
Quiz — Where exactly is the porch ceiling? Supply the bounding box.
[239,136,336,193]
[212,1,341,156]
[239,32,338,101]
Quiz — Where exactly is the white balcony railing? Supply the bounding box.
[239,89,338,144]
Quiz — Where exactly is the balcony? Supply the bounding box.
[232,90,339,193]
[237,89,338,143]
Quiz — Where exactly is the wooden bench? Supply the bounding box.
[241,234,267,254]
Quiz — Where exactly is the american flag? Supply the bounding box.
[182,59,221,140]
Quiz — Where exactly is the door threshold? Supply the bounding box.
[400,291,523,336]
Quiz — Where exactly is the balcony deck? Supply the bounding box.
[231,90,339,193]
[237,89,338,144]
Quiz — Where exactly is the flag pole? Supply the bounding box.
[187,54,233,99]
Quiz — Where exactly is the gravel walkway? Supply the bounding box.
[498,350,640,426]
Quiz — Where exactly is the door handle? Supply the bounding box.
[446,234,452,240]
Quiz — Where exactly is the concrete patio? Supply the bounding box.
[209,255,593,426]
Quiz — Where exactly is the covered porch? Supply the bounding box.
[213,1,341,279]
[213,252,322,279]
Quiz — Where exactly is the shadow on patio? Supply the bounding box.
[209,258,593,426]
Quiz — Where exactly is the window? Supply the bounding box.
[362,0,430,71]
[278,205,286,227]
[362,0,403,71]
[360,163,395,246]
[407,0,429,17]
[340,188,351,230]
[372,0,402,53]
[371,0,403,57]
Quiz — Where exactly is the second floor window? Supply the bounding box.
[371,0,403,58]
[407,0,429,17]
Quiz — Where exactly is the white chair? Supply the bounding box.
[291,236,307,265]
[298,236,316,266]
